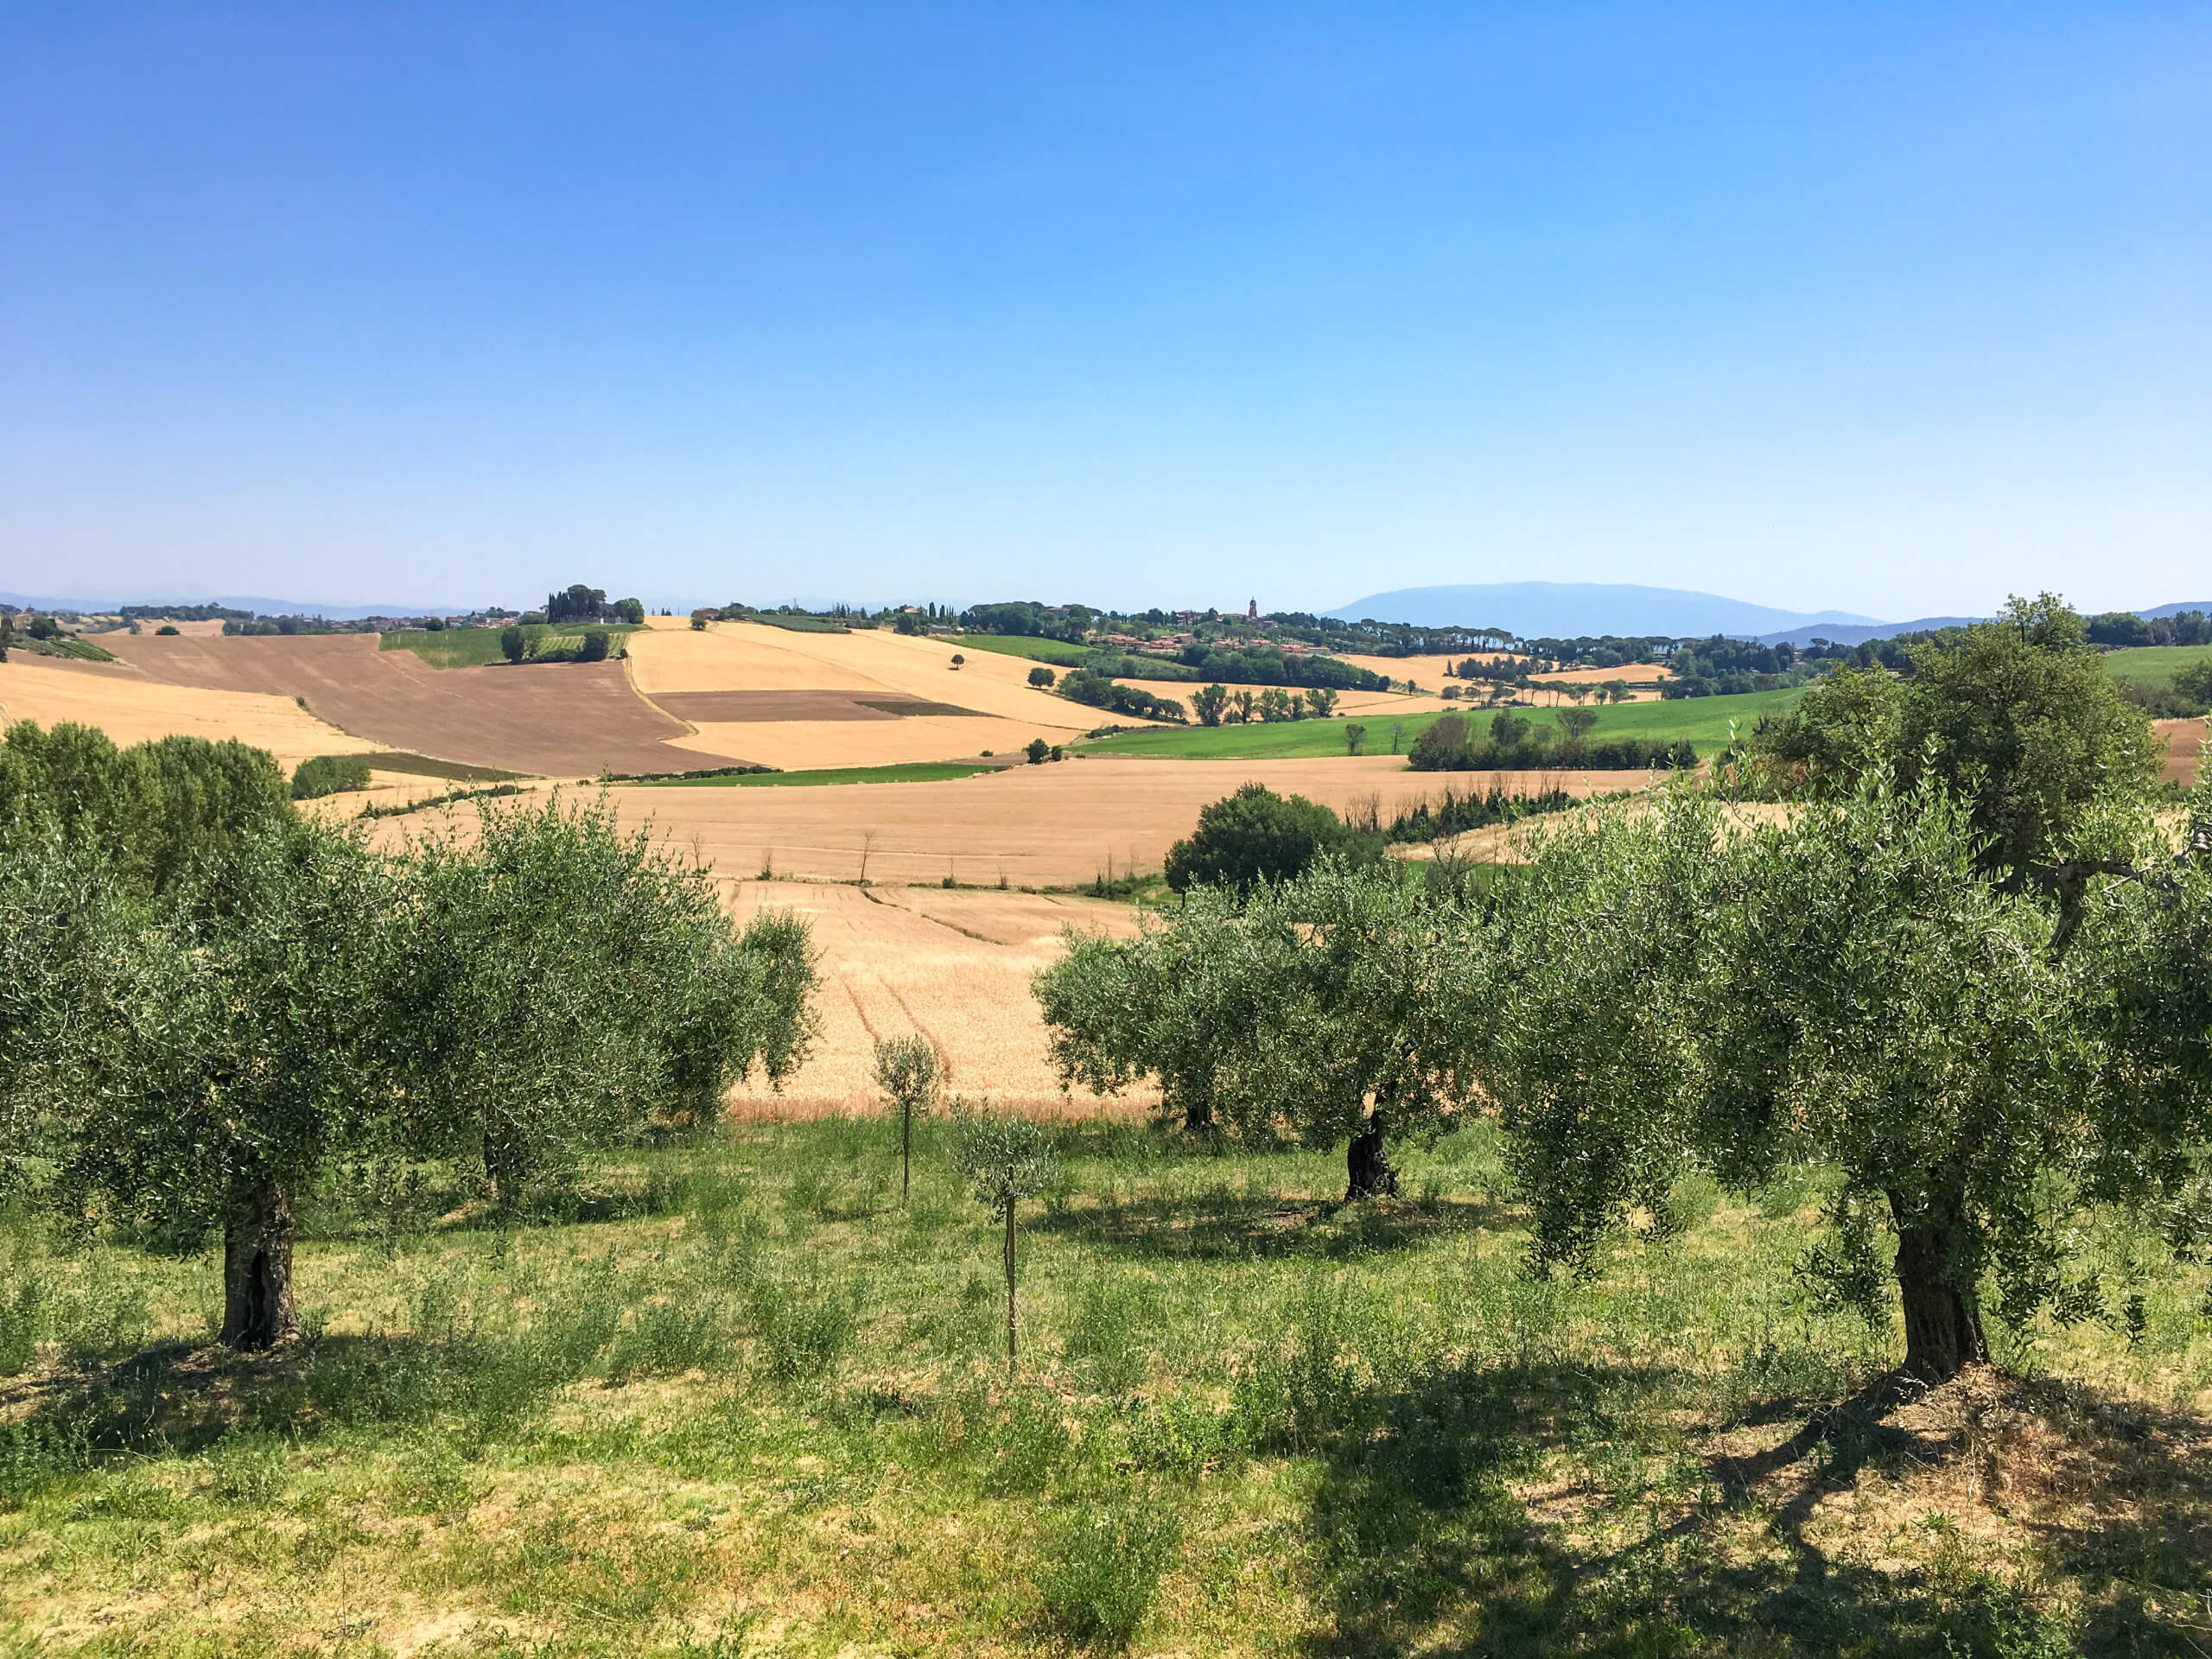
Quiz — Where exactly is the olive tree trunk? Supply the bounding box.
[1891,1191,1986,1382]
[1345,1106,1400,1200]
[221,1181,300,1351]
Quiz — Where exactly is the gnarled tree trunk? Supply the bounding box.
[1345,1105,1399,1200]
[1891,1190,1986,1382]
[221,1181,300,1351]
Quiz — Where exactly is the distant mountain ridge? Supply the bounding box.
[1,591,465,620]
[1327,582,1880,639]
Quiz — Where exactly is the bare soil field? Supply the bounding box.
[718,880,1151,1116]
[0,657,369,771]
[99,631,747,777]
[653,690,989,721]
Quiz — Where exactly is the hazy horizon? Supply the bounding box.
[5,6,2207,620]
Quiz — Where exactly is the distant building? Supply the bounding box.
[1247,598,1258,621]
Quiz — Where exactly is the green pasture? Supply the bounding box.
[378,623,643,669]
[1080,686,1804,760]
[0,1118,2202,1654]
[2102,645,2212,688]
[950,632,1093,666]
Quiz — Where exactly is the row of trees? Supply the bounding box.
[1189,684,1338,726]
[542,585,645,626]
[0,724,817,1349]
[1038,599,2212,1382]
[1409,708,1697,772]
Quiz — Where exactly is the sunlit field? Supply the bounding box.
[3,1119,2206,1656]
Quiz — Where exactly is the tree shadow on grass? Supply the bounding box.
[0,1328,569,1493]
[1293,1360,2212,1657]
[1030,1192,1518,1263]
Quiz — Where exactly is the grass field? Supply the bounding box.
[379,625,645,669]
[2,1118,2203,1655]
[1080,686,1804,760]
[638,762,1002,788]
[2103,645,2212,688]
[950,634,1094,667]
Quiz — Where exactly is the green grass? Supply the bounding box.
[308,750,527,784]
[1,1118,2204,1654]
[1081,686,1805,760]
[950,632,1093,666]
[379,624,643,669]
[2103,645,2212,689]
[632,761,1001,787]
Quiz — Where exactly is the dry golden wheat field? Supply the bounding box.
[718,880,1152,1116]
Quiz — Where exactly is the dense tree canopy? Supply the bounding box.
[0,732,820,1351]
[1161,783,1380,894]
[1039,859,1472,1193]
[1752,595,2158,874]
[1472,775,2212,1380]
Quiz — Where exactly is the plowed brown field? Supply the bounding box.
[99,632,749,777]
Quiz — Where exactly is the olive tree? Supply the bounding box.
[950,1103,1058,1371]
[873,1033,942,1201]
[1483,776,2212,1382]
[1752,595,2158,875]
[1038,859,1476,1197]
[44,818,404,1349]
[396,793,818,1205]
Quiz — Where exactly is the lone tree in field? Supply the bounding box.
[501,624,527,662]
[1191,683,1230,728]
[1481,775,2212,1382]
[1027,665,1056,688]
[951,1103,1058,1372]
[873,1033,942,1201]
[1039,860,1472,1195]
[1162,782,1379,895]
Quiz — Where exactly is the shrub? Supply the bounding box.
[499,625,526,663]
[155,624,180,636]
[1162,783,1380,894]
[1027,665,1056,688]
[1039,1503,1180,1647]
[290,753,373,799]
[1027,738,1049,765]
[579,629,611,662]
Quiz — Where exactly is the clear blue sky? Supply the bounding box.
[4,4,2207,619]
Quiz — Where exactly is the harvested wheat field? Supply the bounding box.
[99,630,747,777]
[2156,717,2206,785]
[587,757,1624,887]
[629,618,1118,770]
[0,656,371,772]
[719,880,1151,1116]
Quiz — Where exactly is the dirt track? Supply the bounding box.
[98,632,751,777]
